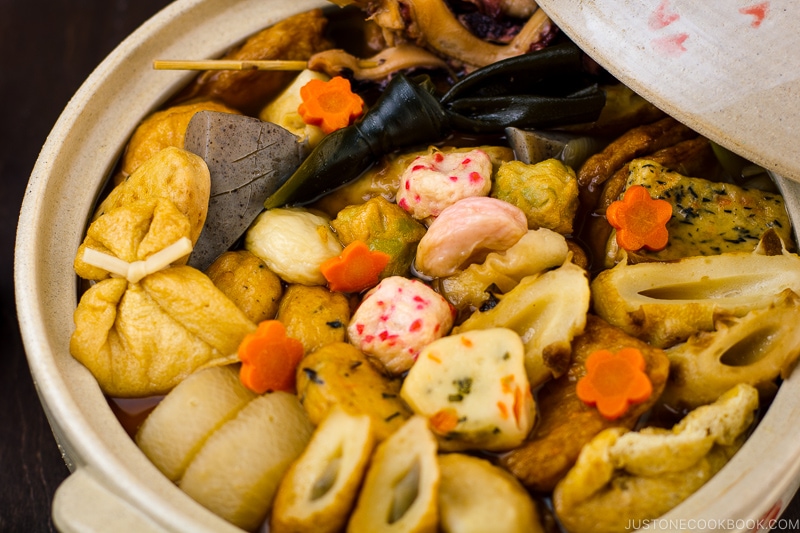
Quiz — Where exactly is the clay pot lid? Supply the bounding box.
[538,0,800,182]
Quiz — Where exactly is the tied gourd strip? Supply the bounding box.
[81,237,193,284]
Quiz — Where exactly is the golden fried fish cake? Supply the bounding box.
[173,9,333,115]
[499,315,670,492]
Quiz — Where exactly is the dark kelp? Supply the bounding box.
[264,74,449,209]
[263,43,605,208]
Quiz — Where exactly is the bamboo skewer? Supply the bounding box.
[153,59,379,71]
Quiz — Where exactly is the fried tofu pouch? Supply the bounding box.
[70,198,256,397]
[173,9,333,115]
[77,147,211,282]
[115,100,241,184]
[499,315,670,492]
[553,384,759,533]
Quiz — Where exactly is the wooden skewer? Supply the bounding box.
[153,59,379,71]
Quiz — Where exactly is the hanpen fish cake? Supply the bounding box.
[401,328,535,452]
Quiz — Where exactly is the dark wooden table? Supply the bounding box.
[0,2,174,531]
[3,1,800,532]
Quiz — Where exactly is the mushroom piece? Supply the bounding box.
[308,44,452,81]
[335,0,555,68]
[497,0,540,19]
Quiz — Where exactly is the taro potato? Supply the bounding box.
[296,342,411,441]
[331,196,426,279]
[438,454,544,533]
[116,100,241,183]
[276,284,351,354]
[173,9,333,115]
[206,250,283,323]
[245,207,342,286]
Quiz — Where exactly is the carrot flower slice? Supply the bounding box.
[238,320,304,394]
[319,240,390,293]
[576,347,653,420]
[298,76,364,134]
[606,184,672,252]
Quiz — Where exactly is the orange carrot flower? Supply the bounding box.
[298,76,364,134]
[238,320,304,394]
[320,240,390,293]
[576,347,653,420]
[606,185,673,252]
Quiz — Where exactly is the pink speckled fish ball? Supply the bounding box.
[347,276,455,375]
[396,149,492,221]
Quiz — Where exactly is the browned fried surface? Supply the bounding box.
[584,136,717,267]
[173,9,333,115]
[577,117,696,210]
[116,100,241,183]
[206,250,283,324]
[499,315,669,492]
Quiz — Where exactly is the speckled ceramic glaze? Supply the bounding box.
[15,0,800,531]
[537,0,800,184]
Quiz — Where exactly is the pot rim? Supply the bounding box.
[15,0,326,531]
[15,0,800,531]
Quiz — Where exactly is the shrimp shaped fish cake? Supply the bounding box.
[415,196,528,279]
[396,148,492,220]
[348,276,455,375]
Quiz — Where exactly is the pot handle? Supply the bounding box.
[52,468,168,532]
